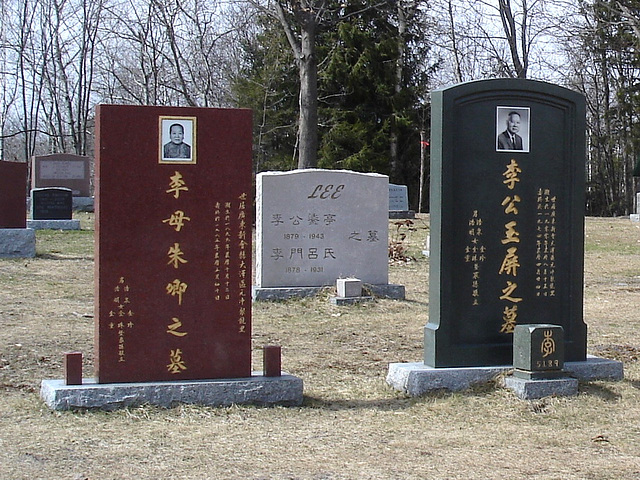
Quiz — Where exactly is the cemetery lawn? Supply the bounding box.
[1,214,639,480]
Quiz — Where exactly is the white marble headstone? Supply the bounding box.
[389,184,409,211]
[256,169,389,288]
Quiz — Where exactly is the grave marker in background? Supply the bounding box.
[0,161,27,229]
[389,183,415,219]
[31,188,73,220]
[0,160,35,258]
[32,154,91,197]
[389,184,409,211]
[255,169,404,300]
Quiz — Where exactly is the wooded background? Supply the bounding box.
[1,0,639,215]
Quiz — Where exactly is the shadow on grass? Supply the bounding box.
[36,253,94,261]
[578,382,622,401]
[302,382,498,411]
[302,394,445,411]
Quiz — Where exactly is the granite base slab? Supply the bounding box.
[41,372,303,410]
[0,228,36,258]
[27,219,81,230]
[253,283,405,301]
[503,375,578,399]
[329,296,374,306]
[387,355,623,396]
[389,210,415,219]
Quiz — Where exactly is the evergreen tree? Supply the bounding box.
[232,14,299,172]
[233,1,436,209]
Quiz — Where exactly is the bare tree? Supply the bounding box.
[430,0,569,83]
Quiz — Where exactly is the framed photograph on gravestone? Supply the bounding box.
[496,106,530,153]
[159,116,196,164]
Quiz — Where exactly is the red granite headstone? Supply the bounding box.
[0,161,27,228]
[32,154,92,197]
[95,105,252,383]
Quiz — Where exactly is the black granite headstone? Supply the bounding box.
[31,187,73,220]
[425,79,587,367]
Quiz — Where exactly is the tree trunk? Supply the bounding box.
[297,10,318,169]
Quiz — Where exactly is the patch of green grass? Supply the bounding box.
[35,229,94,259]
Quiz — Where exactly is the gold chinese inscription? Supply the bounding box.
[108,276,135,362]
[238,192,249,333]
[465,210,486,306]
[167,242,188,269]
[499,159,523,334]
[162,210,191,232]
[167,348,187,374]
[166,279,188,305]
[161,170,192,367]
[167,317,188,337]
[541,330,556,358]
[535,188,556,297]
[166,171,189,199]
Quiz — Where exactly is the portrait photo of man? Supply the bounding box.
[159,117,197,164]
[496,107,530,153]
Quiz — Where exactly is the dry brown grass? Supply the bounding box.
[1,214,639,480]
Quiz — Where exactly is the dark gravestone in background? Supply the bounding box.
[32,154,92,197]
[31,187,73,220]
[95,105,253,383]
[426,79,587,367]
[0,161,27,228]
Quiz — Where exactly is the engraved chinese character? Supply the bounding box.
[167,349,187,373]
[271,248,284,260]
[502,159,522,190]
[162,210,191,232]
[167,243,188,269]
[167,317,188,337]
[271,214,284,226]
[324,214,336,225]
[499,280,523,303]
[367,230,380,242]
[500,305,518,333]
[541,330,556,358]
[166,279,188,305]
[166,171,189,199]
[289,248,303,260]
[501,195,521,215]
[499,248,520,276]
[501,221,520,244]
